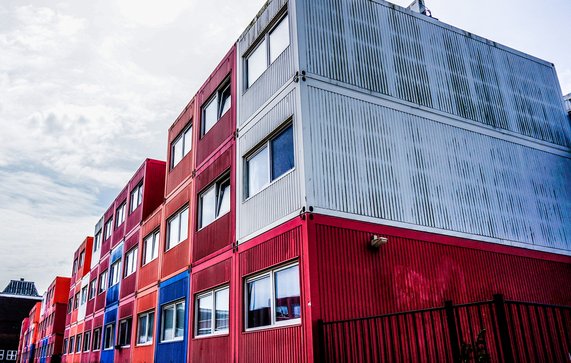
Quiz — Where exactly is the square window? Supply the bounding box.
[166,206,189,250]
[118,318,132,347]
[137,311,155,345]
[171,124,192,169]
[124,247,138,277]
[201,81,231,136]
[198,175,230,229]
[195,286,229,337]
[130,182,143,213]
[103,324,114,350]
[246,124,294,198]
[143,230,159,265]
[161,300,185,342]
[245,262,301,330]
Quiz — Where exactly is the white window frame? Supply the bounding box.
[82,330,91,352]
[79,250,85,268]
[171,123,193,169]
[103,324,114,350]
[98,270,108,293]
[136,310,155,346]
[0,350,4,360]
[124,247,138,277]
[194,285,230,337]
[118,318,132,347]
[75,334,82,353]
[92,328,101,351]
[109,260,121,287]
[81,285,88,305]
[244,261,301,332]
[142,229,160,265]
[7,350,16,360]
[166,206,189,251]
[68,336,74,354]
[129,182,143,213]
[93,231,102,253]
[245,13,290,88]
[89,279,97,300]
[201,80,231,137]
[160,300,185,343]
[245,123,294,199]
[115,202,126,228]
[198,174,231,230]
[104,219,113,240]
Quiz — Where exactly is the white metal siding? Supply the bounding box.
[237,89,303,240]
[300,0,570,147]
[306,86,571,251]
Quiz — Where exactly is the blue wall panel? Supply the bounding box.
[154,271,190,363]
[106,243,123,307]
[100,306,118,363]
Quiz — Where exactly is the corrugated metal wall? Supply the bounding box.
[299,0,571,147]
[305,86,571,251]
[237,90,303,240]
[237,0,293,125]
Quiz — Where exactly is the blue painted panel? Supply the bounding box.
[100,306,118,363]
[28,344,36,363]
[106,243,123,306]
[155,271,190,363]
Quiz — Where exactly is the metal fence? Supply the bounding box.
[317,294,571,362]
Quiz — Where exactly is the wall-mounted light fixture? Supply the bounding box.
[370,235,388,249]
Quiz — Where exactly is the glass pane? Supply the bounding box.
[162,307,174,341]
[247,146,269,197]
[215,288,229,331]
[200,186,216,228]
[197,294,213,336]
[271,126,294,180]
[183,126,192,157]
[246,275,271,328]
[202,97,217,135]
[269,15,290,63]
[219,86,231,117]
[274,265,301,322]
[152,232,159,260]
[147,312,154,341]
[167,215,180,249]
[137,315,147,344]
[144,236,152,264]
[137,184,143,206]
[247,39,267,87]
[172,137,183,167]
[217,180,230,217]
[175,302,185,338]
[179,208,188,242]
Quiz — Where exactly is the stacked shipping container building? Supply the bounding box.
[19,0,571,362]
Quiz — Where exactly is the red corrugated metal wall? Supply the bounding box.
[137,207,163,291]
[161,183,192,279]
[165,98,195,198]
[132,289,157,363]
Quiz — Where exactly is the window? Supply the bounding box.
[195,286,229,336]
[81,285,88,305]
[92,328,101,351]
[166,206,188,250]
[72,258,78,274]
[79,250,85,268]
[246,14,290,88]
[75,334,82,353]
[89,279,97,300]
[83,331,91,352]
[67,298,73,313]
[198,175,230,229]
[246,124,294,198]
[171,124,192,169]
[142,230,159,265]
[74,292,80,309]
[63,339,68,355]
[160,300,185,342]
[93,231,102,253]
[110,260,121,286]
[115,202,126,228]
[137,311,155,345]
[124,247,138,277]
[7,350,16,360]
[68,336,74,353]
[0,350,4,360]
[245,262,300,330]
[104,219,113,240]
[130,182,143,213]
[103,324,114,350]
[98,270,108,293]
[118,318,132,347]
[201,82,231,136]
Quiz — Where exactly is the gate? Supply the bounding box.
[317,294,571,362]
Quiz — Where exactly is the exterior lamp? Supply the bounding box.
[370,235,388,249]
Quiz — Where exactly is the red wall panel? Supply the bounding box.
[165,98,195,198]
[112,190,128,249]
[239,326,306,363]
[138,207,163,291]
[132,289,158,363]
[142,159,166,221]
[192,258,231,294]
[94,256,109,313]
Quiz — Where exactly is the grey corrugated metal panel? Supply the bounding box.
[237,89,303,240]
[238,46,295,125]
[238,0,289,54]
[306,86,571,251]
[300,0,571,147]
[94,216,104,233]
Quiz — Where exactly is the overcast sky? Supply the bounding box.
[1,0,570,294]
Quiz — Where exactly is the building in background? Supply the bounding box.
[19,0,571,362]
[0,279,41,363]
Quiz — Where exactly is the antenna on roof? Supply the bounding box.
[407,0,432,17]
